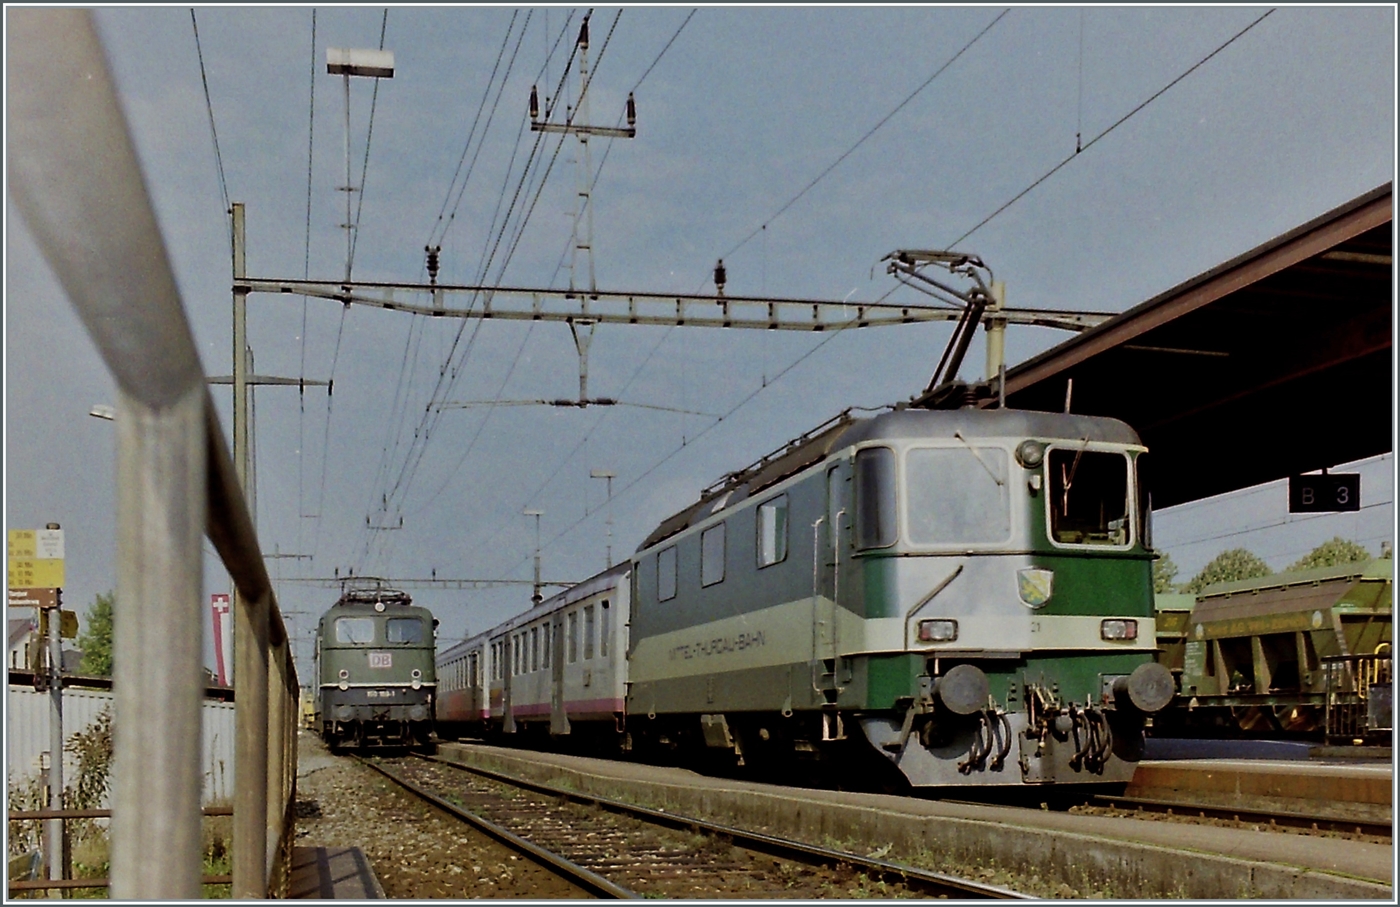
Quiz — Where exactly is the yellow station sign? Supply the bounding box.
[8,528,64,590]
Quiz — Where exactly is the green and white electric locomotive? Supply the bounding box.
[315,584,437,751]
[627,405,1173,790]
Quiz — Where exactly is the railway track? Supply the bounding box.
[1087,793,1392,838]
[357,754,1030,899]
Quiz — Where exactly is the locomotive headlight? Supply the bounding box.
[1100,619,1138,641]
[917,619,958,642]
[410,667,422,689]
[1015,439,1045,468]
[338,680,349,691]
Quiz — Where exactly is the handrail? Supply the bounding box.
[8,9,297,899]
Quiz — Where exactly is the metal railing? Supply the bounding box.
[1322,652,1393,742]
[9,9,298,898]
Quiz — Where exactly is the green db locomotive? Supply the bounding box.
[315,584,437,751]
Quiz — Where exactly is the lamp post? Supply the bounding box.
[326,47,394,283]
[523,509,543,605]
[589,469,615,568]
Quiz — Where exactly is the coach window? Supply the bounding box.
[386,617,424,644]
[1047,447,1132,547]
[701,523,726,587]
[530,627,540,672]
[567,610,579,663]
[335,617,375,644]
[854,447,897,549]
[542,623,552,669]
[584,605,596,660]
[658,546,677,601]
[756,494,789,567]
[600,601,611,657]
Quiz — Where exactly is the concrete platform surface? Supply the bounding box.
[437,742,1393,899]
[1130,758,1393,818]
[288,846,385,899]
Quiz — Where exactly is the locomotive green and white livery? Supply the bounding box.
[315,584,437,751]
[626,405,1173,788]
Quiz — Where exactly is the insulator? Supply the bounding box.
[425,245,441,285]
[626,92,636,127]
[714,259,727,292]
[579,19,589,49]
[529,85,539,121]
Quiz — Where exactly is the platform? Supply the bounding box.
[288,846,384,899]
[436,741,1392,899]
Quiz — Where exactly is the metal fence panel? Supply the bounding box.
[5,686,236,804]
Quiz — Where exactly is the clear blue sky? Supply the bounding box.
[6,6,1395,677]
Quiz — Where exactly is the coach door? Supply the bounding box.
[814,463,848,687]
[550,611,571,735]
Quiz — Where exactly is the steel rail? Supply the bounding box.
[1091,793,1392,838]
[415,754,1031,899]
[352,757,636,898]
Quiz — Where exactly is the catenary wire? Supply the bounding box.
[346,9,390,276]
[948,7,1275,247]
[190,10,232,252]
[716,8,1010,266]
[357,12,593,568]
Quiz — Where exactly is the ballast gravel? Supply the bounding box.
[292,730,587,898]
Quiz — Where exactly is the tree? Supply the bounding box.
[1286,537,1372,573]
[76,591,114,677]
[1152,553,1180,594]
[1182,548,1272,594]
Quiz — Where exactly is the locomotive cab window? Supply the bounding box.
[1047,447,1131,547]
[906,446,1010,546]
[386,617,423,644]
[335,617,375,644]
[854,446,897,549]
[756,494,789,567]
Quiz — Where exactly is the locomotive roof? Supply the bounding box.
[638,405,1141,551]
[334,586,414,608]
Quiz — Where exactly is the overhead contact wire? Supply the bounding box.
[949,7,1276,247]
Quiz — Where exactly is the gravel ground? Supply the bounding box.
[292,730,587,898]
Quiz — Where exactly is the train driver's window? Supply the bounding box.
[335,617,375,644]
[1047,448,1131,546]
[701,523,726,587]
[658,546,677,601]
[905,447,1010,545]
[854,447,897,549]
[386,618,423,644]
[757,494,789,567]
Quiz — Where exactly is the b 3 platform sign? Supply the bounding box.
[7,527,65,591]
[1289,473,1360,513]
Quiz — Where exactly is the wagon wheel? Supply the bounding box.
[1229,705,1278,733]
[1271,704,1320,734]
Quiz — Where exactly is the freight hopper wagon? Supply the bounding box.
[315,586,438,751]
[1154,557,1392,741]
[626,407,1174,791]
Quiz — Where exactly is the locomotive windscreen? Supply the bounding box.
[906,446,1011,545]
[1047,448,1131,546]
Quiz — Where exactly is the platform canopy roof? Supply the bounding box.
[999,183,1392,510]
